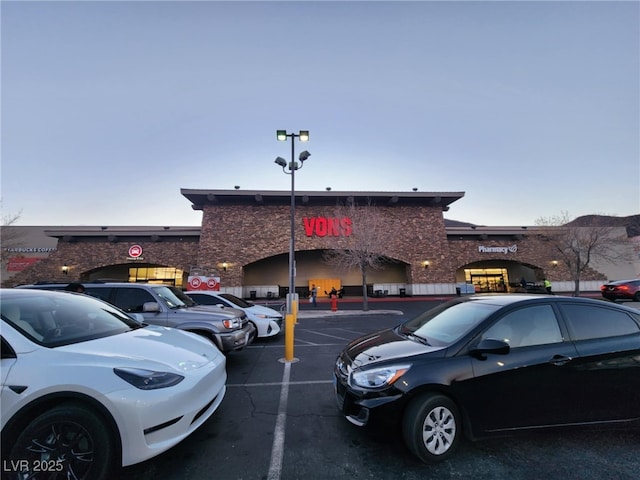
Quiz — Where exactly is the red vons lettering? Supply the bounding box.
[303,217,352,237]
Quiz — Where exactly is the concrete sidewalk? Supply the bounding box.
[296,308,403,319]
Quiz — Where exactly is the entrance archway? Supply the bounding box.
[243,249,408,297]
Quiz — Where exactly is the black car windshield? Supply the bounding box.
[400,300,500,346]
[1,291,143,347]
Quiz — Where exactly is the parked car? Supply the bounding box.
[1,288,227,480]
[16,282,256,353]
[186,291,283,338]
[334,294,640,463]
[601,279,640,302]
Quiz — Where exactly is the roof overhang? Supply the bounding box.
[181,189,465,211]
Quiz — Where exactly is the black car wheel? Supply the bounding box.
[634,292,640,302]
[5,403,115,480]
[402,393,461,463]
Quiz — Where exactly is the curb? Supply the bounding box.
[296,309,403,319]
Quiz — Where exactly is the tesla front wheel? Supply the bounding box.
[402,393,461,463]
[5,403,115,480]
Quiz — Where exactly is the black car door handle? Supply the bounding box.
[549,354,572,366]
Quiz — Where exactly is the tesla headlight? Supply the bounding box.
[351,364,411,389]
[114,367,184,390]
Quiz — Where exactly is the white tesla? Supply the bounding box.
[1,288,227,480]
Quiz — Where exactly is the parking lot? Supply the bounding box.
[118,298,640,480]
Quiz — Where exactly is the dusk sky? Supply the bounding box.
[2,1,638,227]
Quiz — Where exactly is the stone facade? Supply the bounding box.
[2,190,615,292]
[7,236,199,286]
[197,203,453,286]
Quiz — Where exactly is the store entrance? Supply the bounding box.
[466,268,509,293]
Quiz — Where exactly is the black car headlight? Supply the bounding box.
[351,364,411,389]
[114,367,185,390]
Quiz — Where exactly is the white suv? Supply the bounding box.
[1,288,227,479]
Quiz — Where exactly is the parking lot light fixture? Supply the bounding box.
[275,130,311,362]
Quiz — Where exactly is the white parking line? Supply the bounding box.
[226,380,332,388]
[303,329,353,340]
[264,366,334,480]
[267,361,291,480]
[247,342,344,348]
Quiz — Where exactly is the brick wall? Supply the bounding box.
[6,239,199,286]
[197,203,454,284]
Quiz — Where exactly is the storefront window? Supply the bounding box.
[128,267,184,287]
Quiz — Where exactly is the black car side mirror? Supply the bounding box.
[469,338,510,360]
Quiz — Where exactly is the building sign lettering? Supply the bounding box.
[4,247,56,253]
[478,244,518,254]
[303,217,352,237]
[7,257,41,271]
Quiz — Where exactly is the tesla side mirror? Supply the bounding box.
[469,338,510,360]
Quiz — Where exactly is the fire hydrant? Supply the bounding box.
[330,293,338,312]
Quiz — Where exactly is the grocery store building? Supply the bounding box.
[3,189,634,297]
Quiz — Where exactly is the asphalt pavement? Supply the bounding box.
[117,296,640,480]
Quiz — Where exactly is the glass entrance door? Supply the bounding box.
[465,268,508,293]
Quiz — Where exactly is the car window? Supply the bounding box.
[559,304,640,341]
[482,305,563,348]
[85,287,111,303]
[111,288,156,313]
[219,293,251,308]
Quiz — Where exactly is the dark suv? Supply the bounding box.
[601,279,640,302]
[16,282,256,353]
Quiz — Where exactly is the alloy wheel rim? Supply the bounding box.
[22,422,94,479]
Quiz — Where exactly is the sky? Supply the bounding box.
[1,0,639,228]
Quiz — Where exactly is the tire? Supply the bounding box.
[5,403,115,480]
[402,394,461,463]
[634,292,640,302]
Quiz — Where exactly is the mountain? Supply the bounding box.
[566,214,640,237]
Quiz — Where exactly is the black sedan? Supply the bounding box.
[334,295,640,463]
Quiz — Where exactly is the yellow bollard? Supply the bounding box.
[292,297,299,324]
[285,313,295,362]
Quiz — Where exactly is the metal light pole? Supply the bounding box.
[275,130,310,362]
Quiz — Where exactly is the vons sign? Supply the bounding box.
[304,217,352,237]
